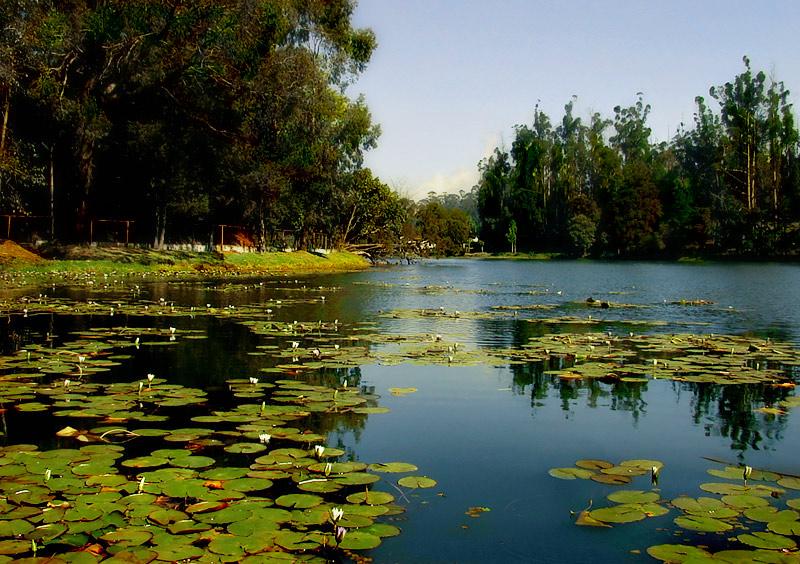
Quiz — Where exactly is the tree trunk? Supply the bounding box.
[50,146,55,239]
[0,87,9,155]
[154,204,166,249]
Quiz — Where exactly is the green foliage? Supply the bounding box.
[412,201,472,257]
[0,0,401,250]
[567,214,596,257]
[476,57,800,257]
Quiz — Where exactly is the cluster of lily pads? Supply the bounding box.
[550,457,800,561]
[0,320,439,561]
[534,332,800,387]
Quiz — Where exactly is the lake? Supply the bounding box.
[2,258,800,562]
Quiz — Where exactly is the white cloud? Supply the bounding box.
[408,131,503,200]
[416,168,479,200]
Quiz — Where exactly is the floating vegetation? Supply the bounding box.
[553,456,800,560]
[0,309,439,560]
[550,459,662,487]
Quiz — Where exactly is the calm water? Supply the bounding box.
[4,259,800,562]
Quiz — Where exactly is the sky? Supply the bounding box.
[348,0,800,200]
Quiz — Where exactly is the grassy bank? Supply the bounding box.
[0,242,369,287]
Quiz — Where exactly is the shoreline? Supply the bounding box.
[0,246,370,289]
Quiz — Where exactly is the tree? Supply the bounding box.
[506,219,517,254]
[567,214,596,257]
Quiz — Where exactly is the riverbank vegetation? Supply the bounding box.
[0,241,368,286]
[474,57,800,258]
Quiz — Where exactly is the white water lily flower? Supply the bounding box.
[44,469,51,482]
[147,373,155,382]
[64,379,71,387]
[291,341,300,349]
[169,327,176,334]
[314,445,326,458]
[259,433,271,444]
[249,377,258,385]
[138,476,146,493]
[331,507,344,522]
[138,382,144,394]
[324,462,333,477]
[78,356,85,363]
[342,379,347,389]
[334,344,340,350]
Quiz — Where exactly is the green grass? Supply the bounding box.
[0,248,369,287]
[222,250,369,272]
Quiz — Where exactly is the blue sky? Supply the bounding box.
[349,0,800,200]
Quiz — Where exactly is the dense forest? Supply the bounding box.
[475,57,800,258]
[0,0,405,249]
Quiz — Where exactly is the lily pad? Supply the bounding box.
[767,519,800,536]
[275,494,323,509]
[548,467,594,480]
[646,544,712,562]
[589,504,647,524]
[224,443,267,455]
[100,529,153,547]
[590,473,632,485]
[0,540,30,556]
[154,545,205,561]
[722,494,770,509]
[674,515,733,533]
[398,476,437,489]
[737,532,797,550]
[607,490,660,504]
[337,530,382,550]
[367,462,419,473]
[346,491,395,505]
[777,477,800,490]
[672,496,739,519]
[575,459,613,470]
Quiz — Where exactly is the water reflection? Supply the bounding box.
[507,355,793,454]
[688,381,791,452]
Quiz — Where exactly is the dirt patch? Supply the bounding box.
[0,240,45,265]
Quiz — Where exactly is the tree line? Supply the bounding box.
[0,0,405,249]
[475,57,800,258]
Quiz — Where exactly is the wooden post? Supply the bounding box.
[220,224,225,251]
[6,215,10,239]
[125,221,130,245]
[89,220,93,245]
